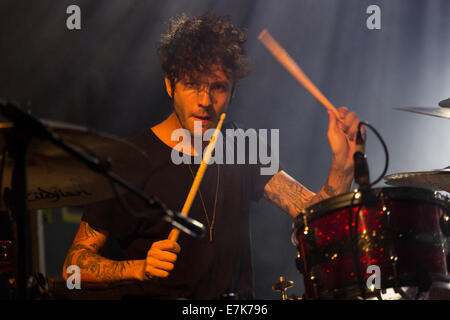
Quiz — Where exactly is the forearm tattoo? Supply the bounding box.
[264,167,353,217]
[65,223,134,282]
[303,164,353,208]
[322,182,337,197]
[264,171,315,217]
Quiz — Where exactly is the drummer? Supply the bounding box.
[63,12,361,299]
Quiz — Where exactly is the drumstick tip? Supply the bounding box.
[257,29,268,40]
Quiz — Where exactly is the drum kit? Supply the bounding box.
[289,98,450,300]
[0,96,449,300]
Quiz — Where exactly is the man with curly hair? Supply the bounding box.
[63,13,360,299]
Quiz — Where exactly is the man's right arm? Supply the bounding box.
[62,221,180,285]
[62,221,144,284]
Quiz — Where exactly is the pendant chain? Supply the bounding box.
[187,163,220,241]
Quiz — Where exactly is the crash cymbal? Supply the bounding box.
[438,98,450,108]
[0,121,151,210]
[394,107,450,120]
[384,169,450,193]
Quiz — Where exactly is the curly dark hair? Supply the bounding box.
[157,12,251,88]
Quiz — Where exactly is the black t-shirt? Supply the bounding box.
[82,122,277,299]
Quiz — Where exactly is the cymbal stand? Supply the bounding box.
[3,127,32,299]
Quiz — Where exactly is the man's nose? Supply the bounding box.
[198,87,213,107]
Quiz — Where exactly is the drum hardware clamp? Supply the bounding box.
[295,251,305,275]
[440,214,450,237]
[301,209,309,235]
[272,276,294,300]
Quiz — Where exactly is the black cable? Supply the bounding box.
[350,121,389,299]
[358,121,389,187]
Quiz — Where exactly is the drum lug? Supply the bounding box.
[301,209,319,249]
[309,265,323,291]
[304,227,319,250]
[295,251,304,275]
[440,214,450,238]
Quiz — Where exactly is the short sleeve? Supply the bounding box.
[81,193,140,239]
[81,130,153,238]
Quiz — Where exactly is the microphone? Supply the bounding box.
[163,209,205,239]
[438,98,450,108]
[353,125,370,190]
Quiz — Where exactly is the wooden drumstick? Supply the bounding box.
[258,29,340,119]
[168,113,227,242]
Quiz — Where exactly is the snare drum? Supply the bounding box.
[293,187,450,299]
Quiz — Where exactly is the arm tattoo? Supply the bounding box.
[264,166,353,217]
[322,182,337,197]
[264,171,315,217]
[65,223,136,283]
[66,243,135,283]
[74,223,99,242]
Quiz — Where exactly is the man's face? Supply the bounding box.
[166,66,232,136]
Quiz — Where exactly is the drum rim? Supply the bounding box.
[295,186,449,227]
[306,272,450,300]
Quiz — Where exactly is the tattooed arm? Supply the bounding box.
[62,221,180,285]
[62,221,142,285]
[264,165,353,218]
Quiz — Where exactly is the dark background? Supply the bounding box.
[0,0,449,299]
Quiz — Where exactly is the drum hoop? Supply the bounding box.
[295,187,449,231]
[309,272,450,300]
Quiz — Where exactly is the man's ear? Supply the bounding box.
[164,76,173,98]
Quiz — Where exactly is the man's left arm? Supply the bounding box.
[263,166,352,218]
[263,107,360,218]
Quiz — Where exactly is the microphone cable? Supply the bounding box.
[357,121,389,187]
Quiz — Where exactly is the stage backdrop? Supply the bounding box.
[1,0,449,299]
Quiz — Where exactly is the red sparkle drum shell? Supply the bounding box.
[0,240,13,274]
[293,187,450,299]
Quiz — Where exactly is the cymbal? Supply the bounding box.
[384,169,450,193]
[394,107,450,120]
[439,98,450,108]
[0,121,151,210]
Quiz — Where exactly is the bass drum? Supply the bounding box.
[293,187,450,299]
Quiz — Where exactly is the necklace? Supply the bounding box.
[187,163,220,242]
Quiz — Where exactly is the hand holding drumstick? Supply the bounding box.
[258,29,363,172]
